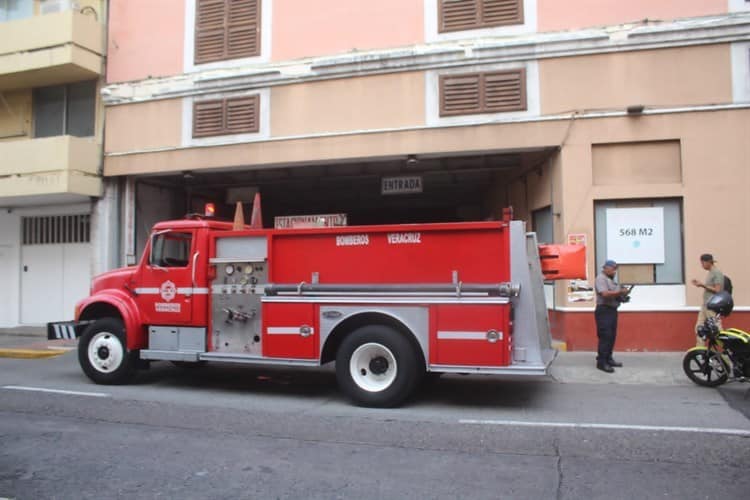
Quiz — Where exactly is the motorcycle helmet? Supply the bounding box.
[706,290,733,316]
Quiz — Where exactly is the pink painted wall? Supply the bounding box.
[538,0,727,32]
[272,0,424,62]
[107,0,185,83]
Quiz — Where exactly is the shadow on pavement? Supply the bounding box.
[127,361,550,409]
[718,385,750,420]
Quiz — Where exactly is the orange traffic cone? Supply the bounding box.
[250,192,263,229]
[232,201,245,230]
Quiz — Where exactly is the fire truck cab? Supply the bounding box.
[49,213,584,407]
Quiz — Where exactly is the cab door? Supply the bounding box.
[135,230,195,325]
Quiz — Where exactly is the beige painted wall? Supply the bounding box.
[508,179,529,222]
[271,72,426,137]
[272,0,423,61]
[525,161,554,211]
[105,118,569,175]
[537,0,727,33]
[540,45,733,115]
[106,0,184,83]
[592,140,682,185]
[105,99,183,153]
[556,109,750,306]
[0,10,103,56]
[0,136,99,176]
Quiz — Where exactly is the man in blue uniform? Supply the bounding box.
[594,260,631,373]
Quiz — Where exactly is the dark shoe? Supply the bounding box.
[607,359,623,368]
[597,363,615,373]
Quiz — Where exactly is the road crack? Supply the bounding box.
[554,437,563,500]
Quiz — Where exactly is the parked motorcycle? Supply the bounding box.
[683,291,750,387]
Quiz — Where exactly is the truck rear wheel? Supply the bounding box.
[78,318,136,385]
[335,325,420,408]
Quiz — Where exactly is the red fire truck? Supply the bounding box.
[48,210,584,407]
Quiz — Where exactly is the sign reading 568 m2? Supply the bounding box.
[606,207,665,264]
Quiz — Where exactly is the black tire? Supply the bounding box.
[335,325,421,408]
[78,318,137,385]
[682,349,728,387]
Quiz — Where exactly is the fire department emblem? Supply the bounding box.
[160,280,177,302]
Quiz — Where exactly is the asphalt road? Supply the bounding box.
[1,352,749,499]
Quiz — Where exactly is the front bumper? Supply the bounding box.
[47,321,92,340]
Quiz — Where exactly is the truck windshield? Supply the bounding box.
[150,232,192,268]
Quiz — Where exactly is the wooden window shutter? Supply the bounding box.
[227,0,260,59]
[481,0,524,27]
[439,0,523,33]
[225,95,259,134]
[439,0,479,33]
[193,99,224,137]
[195,0,260,64]
[440,69,526,116]
[440,73,481,116]
[193,95,259,138]
[195,0,227,64]
[483,69,526,113]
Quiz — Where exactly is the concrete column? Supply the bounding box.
[90,178,121,275]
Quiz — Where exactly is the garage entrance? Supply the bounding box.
[130,149,557,258]
[20,214,92,324]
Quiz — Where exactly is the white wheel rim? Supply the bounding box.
[88,331,124,374]
[349,342,397,393]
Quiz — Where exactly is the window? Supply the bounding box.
[39,0,78,15]
[439,69,526,116]
[193,95,259,138]
[33,81,96,138]
[532,206,553,244]
[0,0,32,22]
[150,232,192,268]
[22,214,91,245]
[594,199,683,285]
[194,0,260,64]
[439,0,523,33]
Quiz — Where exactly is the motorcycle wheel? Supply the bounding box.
[682,349,728,387]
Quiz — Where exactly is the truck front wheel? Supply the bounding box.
[78,318,136,385]
[335,325,420,408]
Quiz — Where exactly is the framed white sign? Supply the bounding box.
[605,207,665,264]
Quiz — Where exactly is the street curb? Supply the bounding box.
[0,348,68,359]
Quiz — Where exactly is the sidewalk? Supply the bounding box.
[0,327,75,359]
[549,351,688,385]
[0,328,689,384]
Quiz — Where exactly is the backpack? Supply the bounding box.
[724,275,733,295]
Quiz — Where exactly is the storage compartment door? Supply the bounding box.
[431,304,510,367]
[262,303,317,359]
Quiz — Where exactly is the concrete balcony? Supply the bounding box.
[0,11,104,91]
[0,135,102,206]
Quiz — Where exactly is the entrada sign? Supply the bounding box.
[381,176,423,195]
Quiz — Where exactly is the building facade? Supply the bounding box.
[101,0,750,350]
[0,0,108,327]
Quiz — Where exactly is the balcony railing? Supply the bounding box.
[0,135,102,204]
[0,10,104,90]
